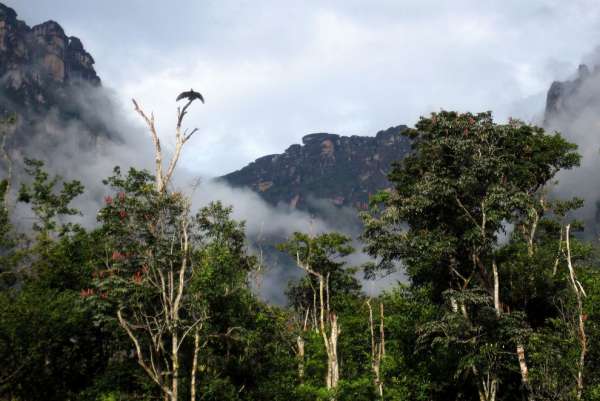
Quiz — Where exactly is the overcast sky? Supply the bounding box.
[7,0,600,176]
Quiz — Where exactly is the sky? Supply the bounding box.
[7,0,600,177]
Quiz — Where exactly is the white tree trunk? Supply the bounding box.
[565,224,587,400]
[296,334,305,381]
[190,327,200,401]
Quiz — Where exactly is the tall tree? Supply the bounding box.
[362,111,580,400]
[279,232,359,398]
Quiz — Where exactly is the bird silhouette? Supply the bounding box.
[176,89,204,103]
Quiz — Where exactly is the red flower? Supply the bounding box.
[111,251,125,261]
[80,288,95,298]
[132,271,143,284]
[118,192,126,202]
[119,210,128,219]
[104,196,113,205]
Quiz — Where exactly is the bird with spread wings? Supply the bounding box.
[176,89,204,103]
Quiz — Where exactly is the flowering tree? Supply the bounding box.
[89,94,244,401]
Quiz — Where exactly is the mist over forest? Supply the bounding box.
[3,2,600,401]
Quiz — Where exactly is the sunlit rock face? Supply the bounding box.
[222,125,411,212]
[0,4,99,100]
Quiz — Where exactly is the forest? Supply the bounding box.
[1,107,599,401]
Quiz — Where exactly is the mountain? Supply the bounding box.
[222,125,411,212]
[0,3,99,110]
[0,2,119,149]
[544,63,600,237]
[544,64,599,124]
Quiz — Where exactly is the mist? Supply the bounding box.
[2,81,402,303]
[543,62,600,238]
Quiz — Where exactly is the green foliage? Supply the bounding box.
[279,231,361,311]
[18,158,84,237]
[362,111,591,400]
[363,111,580,291]
[3,110,600,401]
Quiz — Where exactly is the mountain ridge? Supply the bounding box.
[221,125,411,212]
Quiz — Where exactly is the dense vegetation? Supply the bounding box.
[1,110,599,401]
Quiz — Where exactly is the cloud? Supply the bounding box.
[8,0,600,300]
[543,67,600,236]
[9,0,600,177]
[1,79,384,303]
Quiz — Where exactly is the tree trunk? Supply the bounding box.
[172,330,179,401]
[191,326,200,401]
[565,224,587,400]
[327,313,340,390]
[295,252,341,396]
[492,260,501,317]
[367,299,385,398]
[296,334,305,381]
[517,344,532,401]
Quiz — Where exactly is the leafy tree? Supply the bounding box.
[0,161,108,401]
[279,232,364,398]
[92,167,263,401]
[362,111,581,400]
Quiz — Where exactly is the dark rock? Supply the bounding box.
[0,2,116,149]
[544,63,596,124]
[221,125,411,211]
[0,2,101,115]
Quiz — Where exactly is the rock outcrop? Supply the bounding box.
[222,125,411,211]
[544,64,599,124]
[543,63,600,238]
[0,3,99,112]
[0,2,119,149]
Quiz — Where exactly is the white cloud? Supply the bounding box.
[10,0,600,175]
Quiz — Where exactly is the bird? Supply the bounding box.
[176,89,204,103]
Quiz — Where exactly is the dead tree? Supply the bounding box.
[132,97,199,193]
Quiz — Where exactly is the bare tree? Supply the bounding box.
[132,97,199,193]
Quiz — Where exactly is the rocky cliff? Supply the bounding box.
[0,3,100,111]
[0,2,118,148]
[222,125,411,212]
[543,63,600,237]
[544,64,600,124]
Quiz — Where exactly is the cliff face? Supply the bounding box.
[0,2,119,149]
[222,125,411,211]
[0,3,100,112]
[543,63,600,238]
[544,64,599,125]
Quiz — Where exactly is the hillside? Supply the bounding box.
[222,125,411,212]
